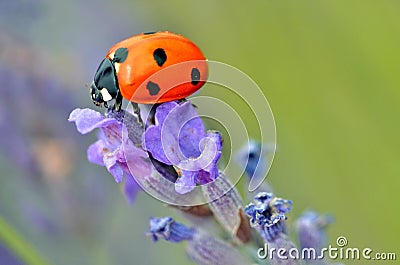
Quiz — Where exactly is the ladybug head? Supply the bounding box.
[90,58,119,108]
[89,82,103,106]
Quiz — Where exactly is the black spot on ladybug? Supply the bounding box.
[144,31,156,35]
[113,48,128,63]
[146,81,161,96]
[153,48,167,67]
[191,68,200,85]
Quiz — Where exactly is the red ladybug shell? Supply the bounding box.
[106,32,208,104]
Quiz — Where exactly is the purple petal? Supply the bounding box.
[162,102,204,160]
[123,137,152,179]
[124,174,140,204]
[103,151,124,183]
[178,108,205,158]
[205,165,219,182]
[175,171,197,194]
[177,133,222,172]
[108,165,124,183]
[68,108,116,134]
[98,121,123,147]
[154,102,179,125]
[143,125,171,165]
[196,170,213,185]
[202,133,222,181]
[68,108,84,121]
[87,140,109,166]
[143,101,205,166]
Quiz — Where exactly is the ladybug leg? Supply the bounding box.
[178,98,197,108]
[131,102,143,126]
[114,91,123,111]
[147,103,160,126]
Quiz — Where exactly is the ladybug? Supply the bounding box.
[89,31,208,114]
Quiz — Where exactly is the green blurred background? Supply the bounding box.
[0,0,399,264]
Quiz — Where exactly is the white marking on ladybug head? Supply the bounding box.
[114,62,121,74]
[100,88,112,101]
[108,52,115,60]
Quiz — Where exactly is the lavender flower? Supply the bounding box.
[235,140,263,178]
[245,193,303,265]
[148,217,195,242]
[68,108,145,203]
[0,243,24,265]
[295,211,333,252]
[68,89,342,265]
[245,192,292,243]
[147,217,251,265]
[295,211,337,264]
[69,101,224,206]
[235,140,274,194]
[143,101,222,194]
[0,49,76,179]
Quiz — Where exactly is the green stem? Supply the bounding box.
[0,216,51,265]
